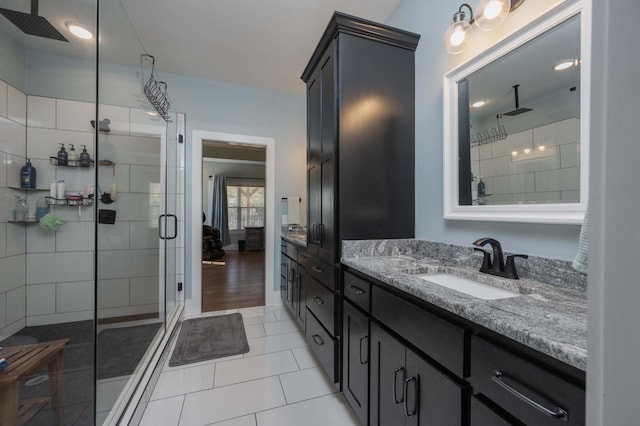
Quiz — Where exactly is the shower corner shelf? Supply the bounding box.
[8,219,39,224]
[46,196,94,207]
[49,157,95,167]
[9,187,49,192]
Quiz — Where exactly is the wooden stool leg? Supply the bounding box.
[48,354,65,425]
[0,382,20,426]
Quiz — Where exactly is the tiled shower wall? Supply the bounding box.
[470,117,580,204]
[0,79,27,339]
[0,80,169,332]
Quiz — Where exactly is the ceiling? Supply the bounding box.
[0,0,403,95]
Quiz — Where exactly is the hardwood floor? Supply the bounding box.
[202,250,265,312]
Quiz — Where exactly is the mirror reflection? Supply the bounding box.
[458,14,581,206]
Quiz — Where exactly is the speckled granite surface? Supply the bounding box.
[342,239,587,371]
[282,228,307,247]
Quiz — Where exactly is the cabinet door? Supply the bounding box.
[295,269,306,327]
[319,51,335,159]
[286,258,294,309]
[307,69,321,161]
[343,301,369,425]
[405,348,464,426]
[307,163,320,257]
[318,157,334,263]
[370,322,407,426]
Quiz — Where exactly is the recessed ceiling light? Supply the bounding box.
[471,100,487,108]
[553,60,576,71]
[66,23,93,40]
[146,111,158,117]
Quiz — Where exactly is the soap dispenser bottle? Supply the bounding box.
[20,158,36,189]
[477,176,486,196]
[79,145,91,167]
[68,144,78,166]
[57,143,68,166]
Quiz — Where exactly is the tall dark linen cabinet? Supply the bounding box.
[300,12,420,389]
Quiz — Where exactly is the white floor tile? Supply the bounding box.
[140,395,184,426]
[245,324,266,339]
[242,312,278,325]
[255,393,360,426]
[214,350,298,387]
[263,319,299,336]
[273,310,294,321]
[244,332,307,357]
[96,377,129,412]
[179,377,286,426]
[279,367,337,404]
[151,364,215,400]
[291,346,320,370]
[208,414,256,426]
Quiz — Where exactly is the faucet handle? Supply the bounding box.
[474,248,492,273]
[504,254,528,280]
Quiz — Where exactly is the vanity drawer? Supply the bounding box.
[343,272,371,312]
[470,396,520,426]
[306,308,338,383]
[470,335,585,426]
[298,252,336,290]
[305,274,336,334]
[285,241,298,260]
[372,285,466,377]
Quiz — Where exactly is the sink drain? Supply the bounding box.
[25,375,48,386]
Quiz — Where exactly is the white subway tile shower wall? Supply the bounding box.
[470,118,580,204]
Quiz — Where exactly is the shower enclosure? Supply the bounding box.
[0,0,184,424]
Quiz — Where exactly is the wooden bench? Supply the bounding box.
[0,339,70,425]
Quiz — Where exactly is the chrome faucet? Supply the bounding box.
[473,238,528,280]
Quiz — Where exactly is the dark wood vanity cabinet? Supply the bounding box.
[341,269,586,426]
[302,10,420,392]
[280,240,304,327]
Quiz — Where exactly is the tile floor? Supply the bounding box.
[139,306,360,426]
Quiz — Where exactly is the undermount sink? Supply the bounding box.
[416,273,520,300]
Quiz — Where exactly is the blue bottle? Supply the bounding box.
[20,158,36,189]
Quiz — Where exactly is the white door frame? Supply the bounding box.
[188,130,277,316]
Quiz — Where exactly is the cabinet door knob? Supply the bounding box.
[347,285,365,295]
[491,370,568,420]
[359,335,368,365]
[312,265,323,273]
[312,296,324,305]
[312,334,324,346]
[393,367,405,404]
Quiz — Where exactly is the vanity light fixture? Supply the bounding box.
[471,100,487,108]
[66,22,93,40]
[538,145,546,151]
[444,0,525,54]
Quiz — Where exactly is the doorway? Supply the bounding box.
[189,131,277,317]
[201,144,266,311]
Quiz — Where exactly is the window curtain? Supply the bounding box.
[210,175,231,245]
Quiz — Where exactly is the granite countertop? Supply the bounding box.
[342,254,587,371]
[282,231,307,247]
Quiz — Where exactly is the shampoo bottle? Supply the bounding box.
[20,158,36,189]
[57,143,68,166]
[477,177,486,196]
[68,144,78,166]
[79,145,91,167]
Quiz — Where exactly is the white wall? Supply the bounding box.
[387,0,581,260]
[0,79,27,339]
[587,0,640,424]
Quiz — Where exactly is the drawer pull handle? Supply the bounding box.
[312,296,324,305]
[280,285,285,290]
[348,285,365,295]
[404,376,419,417]
[312,265,324,273]
[393,367,405,404]
[359,335,368,365]
[491,370,568,421]
[312,334,324,346]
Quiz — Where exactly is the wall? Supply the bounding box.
[587,0,640,424]
[470,118,580,204]
[0,78,27,339]
[387,0,581,260]
[26,51,307,306]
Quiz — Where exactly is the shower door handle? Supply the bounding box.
[166,214,178,240]
[159,214,178,240]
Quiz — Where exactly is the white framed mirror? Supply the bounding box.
[443,1,591,224]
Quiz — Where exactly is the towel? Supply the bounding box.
[572,206,589,273]
[287,196,301,225]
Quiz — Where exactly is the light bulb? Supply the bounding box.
[475,0,511,31]
[444,16,472,54]
[483,1,504,19]
[450,26,466,46]
[66,23,93,40]
[524,148,531,154]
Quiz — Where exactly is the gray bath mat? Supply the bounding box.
[97,322,162,379]
[169,313,249,366]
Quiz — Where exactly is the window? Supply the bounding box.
[227,184,264,230]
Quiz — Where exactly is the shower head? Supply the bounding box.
[500,85,532,117]
[0,0,68,42]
